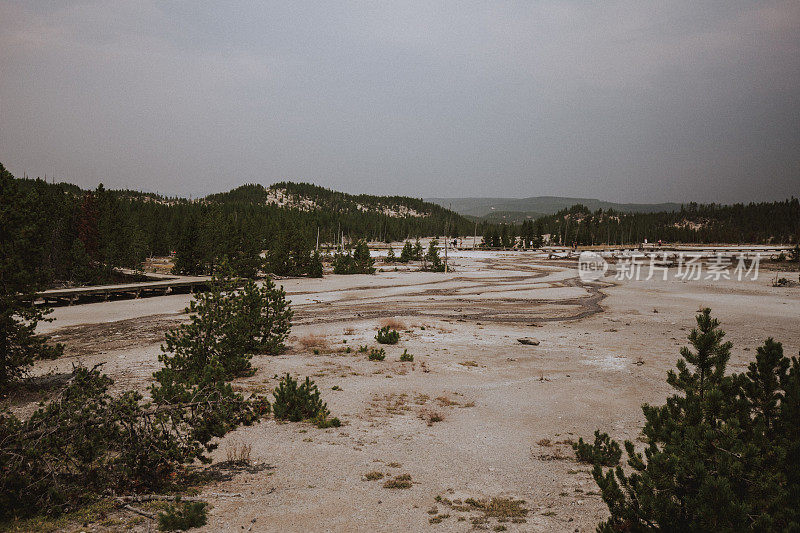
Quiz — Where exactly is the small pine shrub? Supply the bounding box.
[369,348,386,361]
[157,500,208,531]
[272,374,329,422]
[572,430,621,466]
[314,412,341,429]
[399,349,414,362]
[358,345,369,353]
[376,326,400,345]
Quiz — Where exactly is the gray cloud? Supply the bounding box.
[1,1,798,202]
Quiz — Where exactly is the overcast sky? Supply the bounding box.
[1,1,798,203]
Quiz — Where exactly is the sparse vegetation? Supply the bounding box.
[225,442,252,465]
[298,334,328,350]
[383,474,413,489]
[364,471,384,481]
[157,500,208,531]
[368,348,386,361]
[379,317,407,331]
[465,497,528,521]
[399,349,414,362]
[419,408,445,426]
[375,326,400,344]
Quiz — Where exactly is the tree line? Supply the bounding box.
[3,164,491,286]
[483,200,800,247]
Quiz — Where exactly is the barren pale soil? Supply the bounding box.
[27,251,800,532]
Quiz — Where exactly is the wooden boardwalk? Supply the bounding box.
[36,274,211,306]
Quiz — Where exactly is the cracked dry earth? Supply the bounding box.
[27,251,800,532]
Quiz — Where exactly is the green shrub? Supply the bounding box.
[376,326,400,345]
[399,349,414,362]
[572,430,621,466]
[368,348,386,361]
[272,374,335,426]
[358,345,369,353]
[157,500,207,531]
[313,412,342,429]
[0,366,268,520]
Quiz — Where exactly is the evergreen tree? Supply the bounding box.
[152,269,292,407]
[399,241,414,263]
[424,240,444,272]
[353,240,375,273]
[172,213,204,275]
[333,241,375,274]
[413,238,424,260]
[386,247,396,263]
[0,164,63,390]
[308,250,324,278]
[589,309,800,531]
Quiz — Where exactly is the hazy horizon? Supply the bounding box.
[1,2,798,203]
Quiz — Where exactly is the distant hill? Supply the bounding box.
[207,182,451,220]
[426,196,683,221]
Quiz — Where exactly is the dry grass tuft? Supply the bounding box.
[537,438,553,447]
[379,318,407,331]
[226,442,252,465]
[343,327,356,336]
[298,334,328,350]
[383,473,413,489]
[436,396,457,407]
[465,497,528,520]
[413,393,430,405]
[419,408,445,426]
[459,360,479,367]
[364,471,384,481]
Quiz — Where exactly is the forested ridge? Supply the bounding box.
[4,161,797,287]
[2,163,483,286]
[489,200,800,248]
